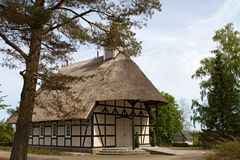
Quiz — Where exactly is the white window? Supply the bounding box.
[65,122,71,138]
[29,124,33,137]
[39,123,44,137]
[52,122,57,138]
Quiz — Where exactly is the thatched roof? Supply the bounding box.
[172,130,193,141]
[6,54,167,123]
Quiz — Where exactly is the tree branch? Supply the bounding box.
[80,16,108,33]
[46,9,93,32]
[50,0,65,10]
[0,32,27,60]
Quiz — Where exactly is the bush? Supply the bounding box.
[172,143,189,147]
[0,121,15,146]
[135,132,140,148]
[207,139,240,160]
[150,130,156,146]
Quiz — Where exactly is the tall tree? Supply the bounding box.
[0,84,7,110]
[152,92,183,144]
[0,1,162,160]
[192,23,240,137]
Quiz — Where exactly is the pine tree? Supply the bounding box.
[0,1,162,160]
[192,23,240,138]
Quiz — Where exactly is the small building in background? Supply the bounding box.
[171,130,193,146]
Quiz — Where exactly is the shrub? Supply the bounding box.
[150,130,156,146]
[172,143,189,147]
[207,138,240,160]
[135,132,140,148]
[0,121,15,146]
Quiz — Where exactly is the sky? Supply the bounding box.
[0,0,240,129]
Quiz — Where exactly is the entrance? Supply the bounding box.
[116,118,132,147]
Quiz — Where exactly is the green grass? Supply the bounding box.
[0,146,64,155]
[206,139,240,160]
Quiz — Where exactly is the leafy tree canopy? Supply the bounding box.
[152,92,183,143]
[192,23,240,137]
[0,84,7,110]
[0,1,162,160]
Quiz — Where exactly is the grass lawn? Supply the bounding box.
[0,146,65,155]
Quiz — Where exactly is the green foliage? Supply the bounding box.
[135,132,140,148]
[150,128,156,146]
[152,92,183,144]
[191,131,203,147]
[0,121,15,146]
[207,139,240,160]
[0,0,162,70]
[0,85,7,110]
[192,23,240,137]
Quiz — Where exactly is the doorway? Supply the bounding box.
[116,118,132,147]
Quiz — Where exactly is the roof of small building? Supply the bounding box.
[172,130,193,141]
[6,54,167,123]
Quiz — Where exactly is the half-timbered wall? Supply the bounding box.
[29,119,93,148]
[28,100,149,148]
[93,100,149,147]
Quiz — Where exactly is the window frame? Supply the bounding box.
[29,124,33,137]
[52,122,57,138]
[39,123,45,138]
[65,121,71,138]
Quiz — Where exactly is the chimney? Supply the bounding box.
[104,47,117,60]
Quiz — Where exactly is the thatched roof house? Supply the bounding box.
[7,53,167,150]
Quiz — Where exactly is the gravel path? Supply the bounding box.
[0,148,210,160]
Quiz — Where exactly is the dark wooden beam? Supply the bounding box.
[155,105,160,146]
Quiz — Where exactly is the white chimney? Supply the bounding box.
[104,47,118,60]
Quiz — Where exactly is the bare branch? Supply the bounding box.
[50,0,65,10]
[58,7,79,15]
[0,32,27,60]
[46,9,93,32]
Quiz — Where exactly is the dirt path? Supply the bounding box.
[0,149,210,160]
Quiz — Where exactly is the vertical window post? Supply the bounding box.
[39,123,44,138]
[52,122,57,138]
[65,122,71,138]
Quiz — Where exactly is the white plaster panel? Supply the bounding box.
[28,139,32,144]
[116,100,124,106]
[58,126,64,136]
[33,127,39,135]
[106,126,115,135]
[81,126,91,135]
[33,137,38,145]
[106,115,114,124]
[144,135,149,144]
[106,100,114,105]
[94,137,102,147]
[65,139,71,146]
[45,127,51,136]
[44,137,51,146]
[52,139,56,146]
[106,137,115,146]
[72,137,80,147]
[82,137,91,147]
[39,139,44,145]
[72,126,80,135]
[58,137,64,146]
[95,115,104,124]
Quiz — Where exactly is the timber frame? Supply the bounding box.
[28,100,150,149]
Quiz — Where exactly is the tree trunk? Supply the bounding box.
[10,29,42,160]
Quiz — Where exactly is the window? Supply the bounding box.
[52,122,57,138]
[65,122,71,138]
[39,123,44,137]
[29,124,32,137]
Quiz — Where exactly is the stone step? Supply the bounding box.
[97,148,149,155]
